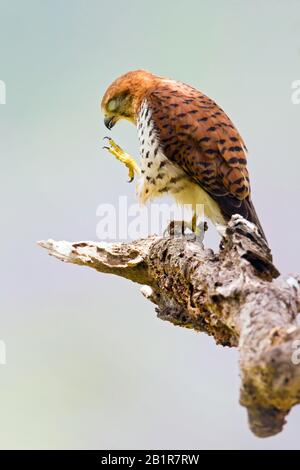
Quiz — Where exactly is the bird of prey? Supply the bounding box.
[101,69,267,242]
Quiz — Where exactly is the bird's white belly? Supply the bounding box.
[136,100,226,228]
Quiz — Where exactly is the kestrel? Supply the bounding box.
[101,70,267,242]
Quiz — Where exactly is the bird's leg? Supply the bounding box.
[191,210,208,241]
[192,211,197,233]
[163,220,186,237]
[103,137,141,183]
[164,212,207,241]
[163,218,198,238]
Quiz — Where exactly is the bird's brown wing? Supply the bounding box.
[146,81,266,241]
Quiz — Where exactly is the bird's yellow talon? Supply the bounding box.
[103,137,140,183]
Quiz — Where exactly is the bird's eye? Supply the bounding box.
[108,99,117,112]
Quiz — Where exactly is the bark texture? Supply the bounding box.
[38,215,300,438]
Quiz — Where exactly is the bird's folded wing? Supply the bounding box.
[146,83,250,213]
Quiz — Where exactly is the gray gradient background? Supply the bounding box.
[0,0,300,450]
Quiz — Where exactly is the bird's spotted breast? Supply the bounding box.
[137,100,187,204]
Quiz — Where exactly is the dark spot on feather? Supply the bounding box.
[236,186,247,194]
[227,157,247,165]
[228,146,243,152]
[162,136,176,143]
[197,161,211,167]
[232,177,244,185]
[159,186,169,193]
[169,176,180,184]
[202,175,216,183]
[199,136,210,143]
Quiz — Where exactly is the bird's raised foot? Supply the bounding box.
[103,137,140,182]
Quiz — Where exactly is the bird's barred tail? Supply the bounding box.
[243,197,268,245]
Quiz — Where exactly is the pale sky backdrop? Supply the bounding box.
[0,0,300,449]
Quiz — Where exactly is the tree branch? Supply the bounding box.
[38,215,300,438]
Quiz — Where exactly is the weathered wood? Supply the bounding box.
[38,215,300,437]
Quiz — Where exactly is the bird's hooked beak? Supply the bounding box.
[104,115,117,130]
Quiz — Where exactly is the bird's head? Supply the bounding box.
[101,69,157,129]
